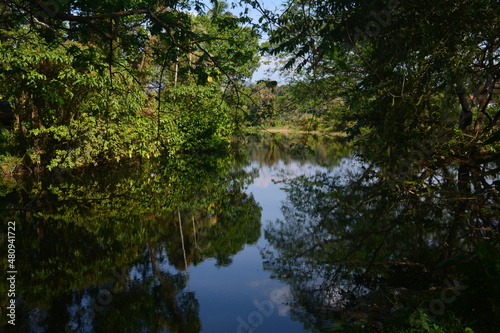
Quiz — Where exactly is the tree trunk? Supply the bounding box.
[457,87,472,131]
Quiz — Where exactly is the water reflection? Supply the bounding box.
[3,134,495,332]
[0,151,261,332]
[245,132,351,167]
[263,155,499,331]
[1,134,347,333]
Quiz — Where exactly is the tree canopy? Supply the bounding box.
[263,0,499,161]
[1,0,260,170]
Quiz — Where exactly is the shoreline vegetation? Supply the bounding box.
[257,128,347,136]
[1,0,499,332]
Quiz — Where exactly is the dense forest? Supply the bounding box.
[1,0,499,172]
[1,0,499,332]
[0,0,260,171]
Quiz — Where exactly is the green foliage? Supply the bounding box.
[0,150,261,316]
[265,0,500,173]
[194,12,260,83]
[0,0,260,171]
[0,152,21,174]
[449,238,500,331]
[247,80,349,132]
[161,84,235,154]
[408,311,449,333]
[0,129,20,173]
[0,27,159,168]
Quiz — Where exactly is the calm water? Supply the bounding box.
[0,134,351,333]
[1,133,498,332]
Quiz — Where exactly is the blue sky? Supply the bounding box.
[234,0,285,82]
[243,0,284,83]
[199,0,285,82]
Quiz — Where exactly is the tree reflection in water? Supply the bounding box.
[263,155,499,331]
[0,152,261,332]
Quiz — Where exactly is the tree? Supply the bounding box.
[207,0,231,18]
[256,3,500,329]
[0,0,260,170]
[263,0,500,178]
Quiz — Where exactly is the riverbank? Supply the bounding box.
[250,126,347,136]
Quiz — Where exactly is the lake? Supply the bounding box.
[1,133,498,332]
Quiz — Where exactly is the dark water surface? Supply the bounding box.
[0,134,350,333]
[1,133,499,332]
